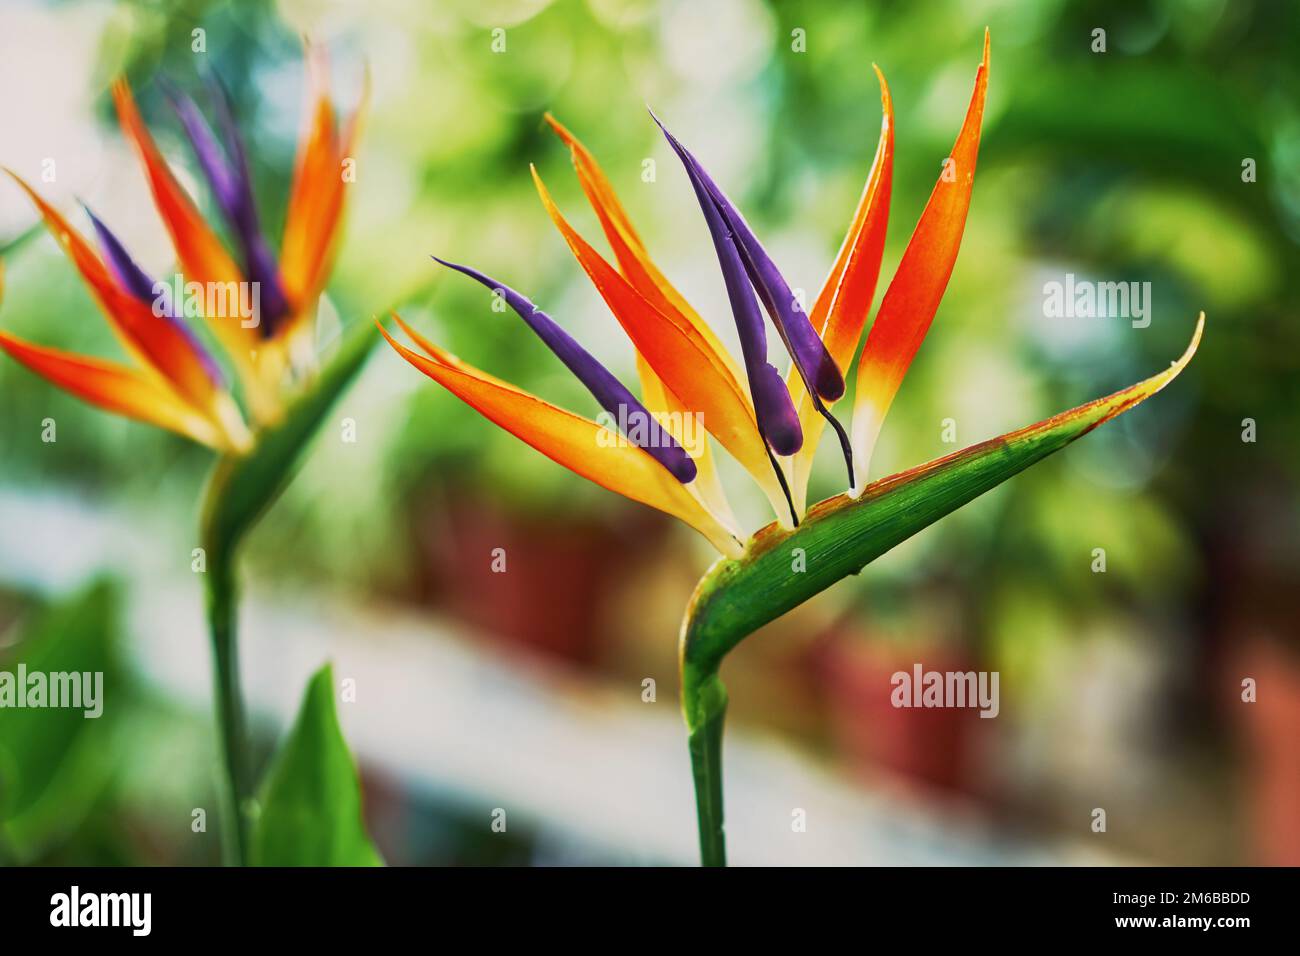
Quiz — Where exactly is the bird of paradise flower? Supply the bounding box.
[0,46,380,866]
[385,31,1202,866]
[0,47,359,439]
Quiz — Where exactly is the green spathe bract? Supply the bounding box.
[202,320,380,556]
[679,324,1200,865]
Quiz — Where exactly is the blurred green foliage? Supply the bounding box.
[0,581,125,860]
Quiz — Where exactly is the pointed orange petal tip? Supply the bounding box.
[388,312,443,362]
[375,318,406,355]
[529,165,779,490]
[542,112,568,139]
[543,112,586,156]
[872,62,889,95]
[377,316,431,362]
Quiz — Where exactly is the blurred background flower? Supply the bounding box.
[0,0,1296,865]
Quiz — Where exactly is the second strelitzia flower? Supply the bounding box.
[0,44,380,867]
[0,44,362,438]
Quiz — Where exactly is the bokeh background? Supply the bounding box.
[1,0,1297,865]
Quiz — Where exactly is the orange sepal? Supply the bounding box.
[280,44,367,330]
[851,30,990,492]
[0,331,231,448]
[543,113,744,387]
[531,168,794,519]
[5,171,242,439]
[789,65,895,510]
[110,77,273,414]
[381,318,742,557]
[111,80,246,302]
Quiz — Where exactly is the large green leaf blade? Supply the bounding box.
[251,664,382,866]
[682,315,1204,709]
[0,580,125,860]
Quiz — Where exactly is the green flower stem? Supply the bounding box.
[682,656,728,868]
[195,322,379,866]
[680,553,748,868]
[204,530,253,866]
[201,453,256,866]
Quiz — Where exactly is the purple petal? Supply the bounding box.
[83,204,224,386]
[241,233,292,338]
[166,81,291,336]
[651,115,842,402]
[652,111,856,488]
[649,115,802,459]
[83,204,165,306]
[432,256,698,484]
[207,76,255,221]
[166,85,245,229]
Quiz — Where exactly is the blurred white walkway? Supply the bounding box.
[0,485,1118,865]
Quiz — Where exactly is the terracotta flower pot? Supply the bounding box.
[813,627,988,795]
[1230,635,1300,866]
[412,486,659,666]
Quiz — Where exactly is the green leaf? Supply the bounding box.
[681,316,1204,723]
[201,319,379,559]
[0,579,125,859]
[251,664,382,866]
